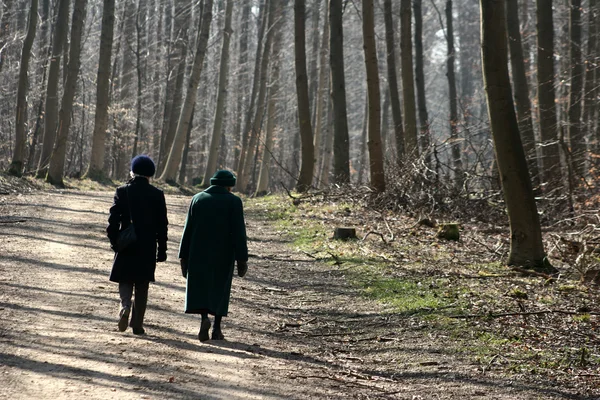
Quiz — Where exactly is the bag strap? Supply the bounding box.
[125,185,134,224]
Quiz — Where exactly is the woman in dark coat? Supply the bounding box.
[107,155,168,335]
[179,170,248,342]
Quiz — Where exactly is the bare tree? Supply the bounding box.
[567,0,584,179]
[85,0,115,180]
[383,0,405,163]
[160,0,214,183]
[400,0,418,157]
[201,0,234,186]
[37,0,70,178]
[47,0,88,185]
[295,0,315,192]
[8,0,38,176]
[362,0,384,192]
[414,0,430,168]
[480,0,550,271]
[329,0,350,184]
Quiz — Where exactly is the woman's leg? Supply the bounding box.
[130,281,149,334]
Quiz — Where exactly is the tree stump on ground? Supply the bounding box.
[436,223,460,241]
[333,227,357,240]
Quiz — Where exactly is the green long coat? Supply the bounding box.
[179,185,248,316]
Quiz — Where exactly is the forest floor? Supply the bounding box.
[0,174,598,399]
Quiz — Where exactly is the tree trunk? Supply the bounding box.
[8,0,38,177]
[383,0,405,163]
[308,0,322,126]
[480,0,549,271]
[414,0,431,168]
[47,0,87,185]
[583,0,598,150]
[400,0,418,157]
[329,0,350,184]
[237,0,274,193]
[446,0,462,188]
[37,0,69,178]
[312,2,329,187]
[85,0,115,180]
[536,0,562,190]
[158,0,191,175]
[362,0,384,192]
[506,0,540,188]
[232,0,251,172]
[318,85,334,186]
[235,0,267,177]
[256,0,284,196]
[131,0,147,158]
[567,0,584,180]
[294,0,315,192]
[160,0,214,183]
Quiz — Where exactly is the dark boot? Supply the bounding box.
[211,315,224,340]
[198,317,211,342]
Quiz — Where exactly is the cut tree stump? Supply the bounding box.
[333,227,357,240]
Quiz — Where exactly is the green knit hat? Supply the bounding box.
[210,170,236,187]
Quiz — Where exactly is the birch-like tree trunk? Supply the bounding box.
[8,0,38,176]
[47,0,87,185]
[362,0,384,192]
[201,0,234,186]
[329,0,350,184]
[480,0,550,271]
[583,0,598,150]
[85,0,115,180]
[160,0,214,183]
[0,0,14,74]
[295,0,315,192]
[37,0,69,178]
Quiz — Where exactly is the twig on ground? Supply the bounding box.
[362,231,387,244]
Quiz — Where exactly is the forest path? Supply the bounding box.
[0,190,585,399]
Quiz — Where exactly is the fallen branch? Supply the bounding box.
[362,231,387,244]
[450,309,600,319]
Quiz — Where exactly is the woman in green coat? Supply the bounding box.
[179,170,248,342]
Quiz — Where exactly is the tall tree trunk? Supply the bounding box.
[384,0,405,163]
[9,0,38,176]
[232,0,251,171]
[414,0,431,168]
[445,0,462,188]
[160,0,214,182]
[201,0,234,186]
[47,0,87,185]
[400,0,418,157]
[178,107,194,185]
[256,0,284,196]
[506,0,540,187]
[583,0,598,149]
[318,83,334,185]
[567,0,584,179]
[312,2,329,186]
[85,0,115,180]
[131,0,147,158]
[237,0,274,193]
[329,0,350,183]
[308,0,321,125]
[536,0,562,190]
[158,0,191,174]
[295,0,315,192]
[37,0,69,178]
[362,0,385,192]
[480,0,550,271]
[235,0,267,176]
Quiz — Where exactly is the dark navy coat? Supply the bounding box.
[107,177,168,283]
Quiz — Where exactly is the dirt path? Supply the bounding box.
[0,190,591,399]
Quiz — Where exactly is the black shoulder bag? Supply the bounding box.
[116,185,137,252]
